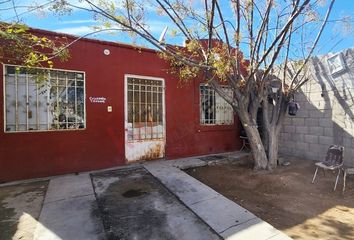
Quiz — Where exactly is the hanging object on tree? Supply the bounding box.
[288,100,300,116]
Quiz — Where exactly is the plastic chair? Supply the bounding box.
[311,145,344,191]
[343,168,354,192]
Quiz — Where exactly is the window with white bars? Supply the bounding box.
[200,85,234,125]
[4,65,85,132]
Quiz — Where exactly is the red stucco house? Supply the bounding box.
[0,29,242,182]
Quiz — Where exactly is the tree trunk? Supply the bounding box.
[267,127,279,169]
[243,124,268,170]
[265,97,288,169]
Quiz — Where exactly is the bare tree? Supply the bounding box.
[0,1,70,71]
[10,0,339,170]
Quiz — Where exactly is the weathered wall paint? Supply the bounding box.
[0,29,241,182]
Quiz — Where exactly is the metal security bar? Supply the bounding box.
[127,77,164,141]
[4,65,85,132]
[200,84,234,125]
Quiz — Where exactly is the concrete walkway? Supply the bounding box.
[143,153,292,240]
[33,174,106,240]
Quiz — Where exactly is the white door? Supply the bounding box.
[124,75,166,162]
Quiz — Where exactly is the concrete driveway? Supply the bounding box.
[0,152,291,240]
[92,167,219,240]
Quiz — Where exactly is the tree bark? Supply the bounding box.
[264,96,288,169]
[243,124,268,170]
[267,127,279,169]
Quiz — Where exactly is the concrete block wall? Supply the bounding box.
[279,47,354,167]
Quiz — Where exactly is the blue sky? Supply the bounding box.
[1,0,354,55]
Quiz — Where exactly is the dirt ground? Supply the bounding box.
[186,158,354,240]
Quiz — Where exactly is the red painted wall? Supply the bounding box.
[0,30,241,182]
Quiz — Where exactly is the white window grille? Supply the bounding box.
[4,65,85,132]
[200,85,233,125]
[127,77,164,141]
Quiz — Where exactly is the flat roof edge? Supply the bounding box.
[29,27,159,54]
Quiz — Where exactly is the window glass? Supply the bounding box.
[200,85,234,125]
[126,77,164,141]
[4,65,86,132]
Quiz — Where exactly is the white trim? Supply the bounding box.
[124,75,128,143]
[125,74,165,82]
[4,64,85,74]
[3,64,87,133]
[2,63,5,134]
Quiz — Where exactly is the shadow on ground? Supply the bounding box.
[186,158,354,240]
[0,181,48,240]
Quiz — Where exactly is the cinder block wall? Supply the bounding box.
[279,48,354,167]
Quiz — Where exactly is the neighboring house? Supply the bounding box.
[279,47,354,167]
[0,28,241,182]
